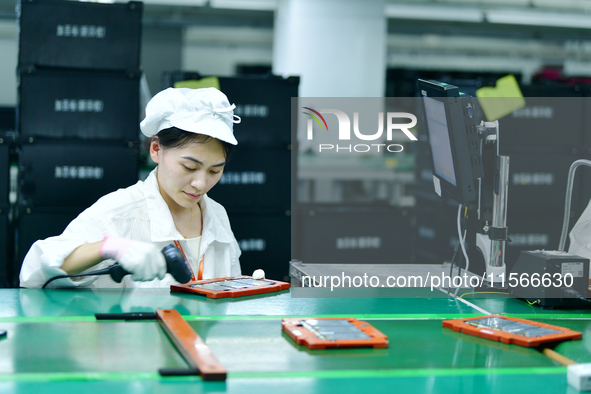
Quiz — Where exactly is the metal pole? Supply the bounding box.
[490,155,510,269]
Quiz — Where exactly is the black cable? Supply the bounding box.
[459,206,468,278]
[447,242,460,295]
[41,245,189,289]
[448,203,467,295]
[41,265,117,289]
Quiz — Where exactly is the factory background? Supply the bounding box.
[1,0,591,287]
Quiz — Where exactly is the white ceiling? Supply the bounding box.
[2,0,591,28]
[1,0,589,77]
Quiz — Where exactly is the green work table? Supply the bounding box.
[0,288,590,393]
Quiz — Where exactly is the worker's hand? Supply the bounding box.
[252,269,265,280]
[100,236,166,281]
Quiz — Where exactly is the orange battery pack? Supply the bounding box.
[171,276,290,299]
[443,314,582,347]
[282,317,389,350]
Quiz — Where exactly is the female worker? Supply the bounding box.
[19,87,242,288]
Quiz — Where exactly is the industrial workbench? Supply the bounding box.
[0,287,590,393]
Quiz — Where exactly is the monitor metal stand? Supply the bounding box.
[475,120,509,285]
[558,159,591,252]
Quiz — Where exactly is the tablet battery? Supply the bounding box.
[282,317,389,349]
[301,319,372,341]
[467,316,562,337]
[170,276,291,298]
[190,279,270,291]
[443,314,582,347]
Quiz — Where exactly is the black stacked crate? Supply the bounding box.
[162,72,299,281]
[294,204,413,265]
[18,0,142,72]
[18,67,141,141]
[0,122,10,211]
[0,107,15,287]
[14,0,143,287]
[499,85,587,274]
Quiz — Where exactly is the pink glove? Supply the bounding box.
[100,236,166,281]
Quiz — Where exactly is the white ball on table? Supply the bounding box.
[252,269,265,280]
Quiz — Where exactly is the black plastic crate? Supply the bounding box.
[413,197,462,264]
[0,142,8,209]
[162,72,299,144]
[499,94,583,149]
[504,214,564,275]
[207,145,290,211]
[0,107,16,131]
[15,207,83,287]
[229,209,291,281]
[583,97,591,149]
[18,67,140,142]
[520,84,584,98]
[294,204,413,264]
[504,150,583,217]
[19,140,139,208]
[18,0,142,72]
[0,212,10,288]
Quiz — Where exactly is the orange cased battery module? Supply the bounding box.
[443,314,582,347]
[171,276,290,299]
[282,317,389,350]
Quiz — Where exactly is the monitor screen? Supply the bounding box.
[418,79,483,205]
[423,96,456,187]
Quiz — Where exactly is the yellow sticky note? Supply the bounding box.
[476,74,526,121]
[174,76,221,90]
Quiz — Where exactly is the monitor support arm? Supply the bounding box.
[476,120,509,284]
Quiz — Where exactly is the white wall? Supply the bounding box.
[0,20,18,106]
[273,0,386,97]
[182,26,273,76]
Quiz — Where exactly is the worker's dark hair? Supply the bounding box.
[150,127,234,160]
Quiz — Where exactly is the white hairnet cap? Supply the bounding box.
[140,87,240,145]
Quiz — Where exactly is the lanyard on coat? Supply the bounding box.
[173,240,205,281]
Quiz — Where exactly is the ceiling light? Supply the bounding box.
[385,4,484,23]
[486,9,591,29]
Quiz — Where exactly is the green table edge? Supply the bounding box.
[0,313,488,323]
[0,366,567,382]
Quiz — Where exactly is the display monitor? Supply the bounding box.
[418,79,484,205]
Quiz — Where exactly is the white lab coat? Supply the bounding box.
[19,169,242,288]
